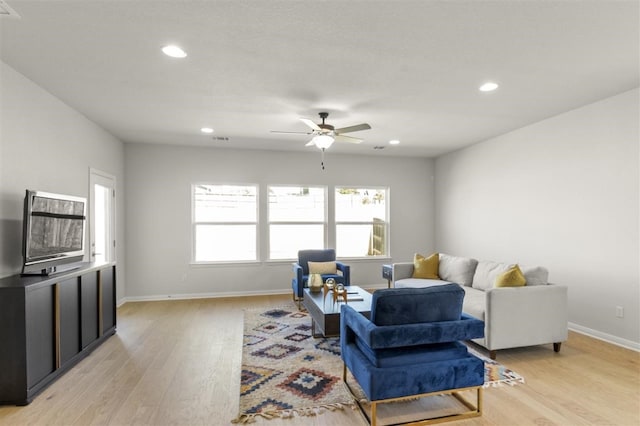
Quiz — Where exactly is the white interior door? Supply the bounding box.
[89,168,116,263]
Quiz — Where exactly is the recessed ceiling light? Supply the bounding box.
[479,82,499,92]
[162,45,187,58]
[201,127,214,134]
[389,139,400,145]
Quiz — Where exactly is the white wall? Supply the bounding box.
[124,143,435,299]
[0,62,126,300]
[435,88,640,347]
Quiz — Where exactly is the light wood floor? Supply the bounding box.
[0,294,638,426]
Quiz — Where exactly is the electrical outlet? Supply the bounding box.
[616,306,624,318]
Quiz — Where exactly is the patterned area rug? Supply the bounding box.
[471,347,525,387]
[232,306,524,423]
[232,307,357,423]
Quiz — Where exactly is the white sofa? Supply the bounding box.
[392,253,568,359]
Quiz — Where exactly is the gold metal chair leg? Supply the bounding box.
[370,401,377,426]
[343,368,482,426]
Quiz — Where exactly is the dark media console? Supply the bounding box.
[20,261,83,277]
[0,262,116,405]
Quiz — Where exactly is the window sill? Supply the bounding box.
[189,261,262,268]
[338,256,392,262]
[189,257,392,267]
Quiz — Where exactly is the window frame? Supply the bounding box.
[267,185,328,261]
[334,186,390,259]
[191,183,260,264]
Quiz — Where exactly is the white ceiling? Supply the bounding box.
[1,0,638,157]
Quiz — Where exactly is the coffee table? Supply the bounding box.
[302,285,372,337]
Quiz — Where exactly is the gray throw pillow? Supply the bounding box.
[438,253,478,287]
[520,265,549,286]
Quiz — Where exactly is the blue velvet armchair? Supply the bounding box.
[291,249,350,307]
[341,284,485,425]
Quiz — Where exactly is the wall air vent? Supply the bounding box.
[373,146,385,150]
[0,1,20,18]
[212,136,230,142]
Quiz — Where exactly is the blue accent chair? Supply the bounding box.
[292,249,350,307]
[341,284,486,425]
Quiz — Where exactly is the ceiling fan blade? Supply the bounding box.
[270,130,313,134]
[335,134,363,144]
[300,118,321,131]
[335,123,371,134]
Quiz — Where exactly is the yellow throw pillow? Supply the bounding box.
[495,265,527,287]
[308,261,337,275]
[412,253,440,279]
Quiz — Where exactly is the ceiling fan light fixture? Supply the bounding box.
[479,82,499,92]
[162,45,187,58]
[312,134,334,149]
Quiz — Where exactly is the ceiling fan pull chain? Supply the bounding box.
[321,148,325,170]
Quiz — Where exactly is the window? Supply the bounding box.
[192,184,258,262]
[268,186,326,259]
[335,187,389,257]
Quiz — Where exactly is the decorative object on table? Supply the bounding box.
[233,304,523,424]
[332,283,348,304]
[292,249,351,309]
[308,273,324,293]
[323,277,336,303]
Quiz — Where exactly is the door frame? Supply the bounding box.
[89,168,116,263]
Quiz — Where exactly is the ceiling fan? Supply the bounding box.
[271,112,371,150]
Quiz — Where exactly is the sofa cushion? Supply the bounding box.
[462,287,485,320]
[412,253,440,279]
[343,341,485,401]
[495,265,527,287]
[395,278,453,289]
[520,265,549,286]
[438,254,478,287]
[371,284,464,326]
[355,339,469,368]
[472,260,514,291]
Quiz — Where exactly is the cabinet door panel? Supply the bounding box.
[59,278,81,365]
[25,286,55,389]
[80,273,99,348]
[101,267,115,333]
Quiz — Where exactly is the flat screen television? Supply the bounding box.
[21,190,87,275]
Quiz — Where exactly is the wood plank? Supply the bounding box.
[0,293,637,425]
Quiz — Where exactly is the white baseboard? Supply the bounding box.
[116,283,390,307]
[569,322,640,352]
[118,288,291,305]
